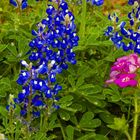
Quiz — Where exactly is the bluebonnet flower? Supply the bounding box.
[15,0,79,119]
[128,0,140,5]
[87,0,104,6]
[10,0,28,9]
[104,3,140,54]
[108,13,119,23]
[68,0,104,6]
[6,94,16,111]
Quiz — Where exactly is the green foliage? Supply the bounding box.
[0,0,139,140]
[108,115,128,132]
[79,112,101,129]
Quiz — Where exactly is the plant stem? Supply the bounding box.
[132,95,139,140]
[9,109,14,140]
[26,67,33,139]
[40,114,43,131]
[79,0,86,39]
[58,118,66,140]
[124,131,131,140]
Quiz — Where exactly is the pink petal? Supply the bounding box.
[114,73,137,88]
[117,56,128,62]
[105,79,115,84]
[110,71,120,78]
[137,58,140,66]
[118,73,136,79]
[129,65,137,73]
[127,80,137,87]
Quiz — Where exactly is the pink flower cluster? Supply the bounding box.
[106,54,140,88]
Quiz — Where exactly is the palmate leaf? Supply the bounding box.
[77,133,96,140]
[77,132,108,140]
[84,96,106,107]
[79,84,102,95]
[93,134,109,140]
[58,95,77,112]
[59,110,70,121]
[107,115,128,132]
[58,95,73,106]
[6,36,29,60]
[99,112,114,124]
[79,112,101,129]
[70,103,83,112]
[66,125,74,140]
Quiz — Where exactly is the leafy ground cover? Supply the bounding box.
[0,0,140,140]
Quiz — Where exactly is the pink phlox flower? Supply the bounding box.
[106,54,140,87]
[117,53,138,65]
[114,73,137,88]
[112,53,140,73]
[111,60,130,73]
[129,64,138,73]
[105,79,115,84]
[105,71,120,84]
[110,70,120,78]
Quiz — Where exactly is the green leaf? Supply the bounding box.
[47,135,57,140]
[79,84,102,95]
[48,113,59,130]
[99,112,114,124]
[84,96,106,107]
[76,76,84,88]
[70,103,82,111]
[57,95,74,111]
[7,45,18,56]
[68,75,76,88]
[70,116,78,125]
[61,107,77,113]
[111,94,121,102]
[58,95,73,108]
[0,77,11,97]
[77,133,96,140]
[93,134,109,140]
[103,89,113,95]
[59,110,70,121]
[86,40,112,47]
[109,84,119,92]
[0,106,8,117]
[79,84,95,90]
[0,44,7,52]
[86,33,99,45]
[122,87,135,95]
[79,112,101,129]
[66,125,74,140]
[15,121,22,140]
[107,115,128,132]
[81,118,101,129]
[80,112,94,124]
[34,132,46,140]
[77,65,90,77]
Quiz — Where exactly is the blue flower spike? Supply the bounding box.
[9,0,28,10]
[91,0,104,6]
[104,2,140,53]
[87,0,104,6]
[15,0,79,120]
[10,0,18,7]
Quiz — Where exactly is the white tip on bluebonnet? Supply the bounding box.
[21,60,29,67]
